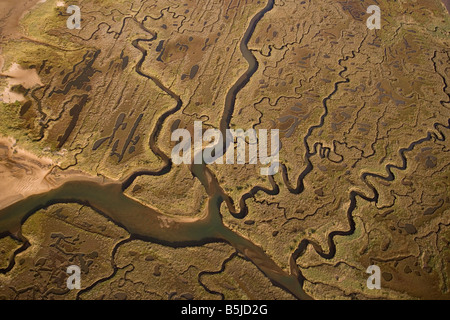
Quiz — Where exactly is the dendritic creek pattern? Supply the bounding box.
[0,0,449,300]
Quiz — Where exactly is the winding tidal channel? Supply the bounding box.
[2,0,449,301]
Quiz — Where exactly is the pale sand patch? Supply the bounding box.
[1,63,43,88]
[0,0,45,40]
[0,63,43,103]
[0,137,106,210]
[0,136,54,208]
[0,89,24,103]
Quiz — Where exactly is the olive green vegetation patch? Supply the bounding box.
[20,0,81,50]
[1,39,85,72]
[0,102,26,133]
[0,102,48,157]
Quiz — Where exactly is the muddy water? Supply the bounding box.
[220,0,275,136]
[0,163,311,299]
[0,180,221,244]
